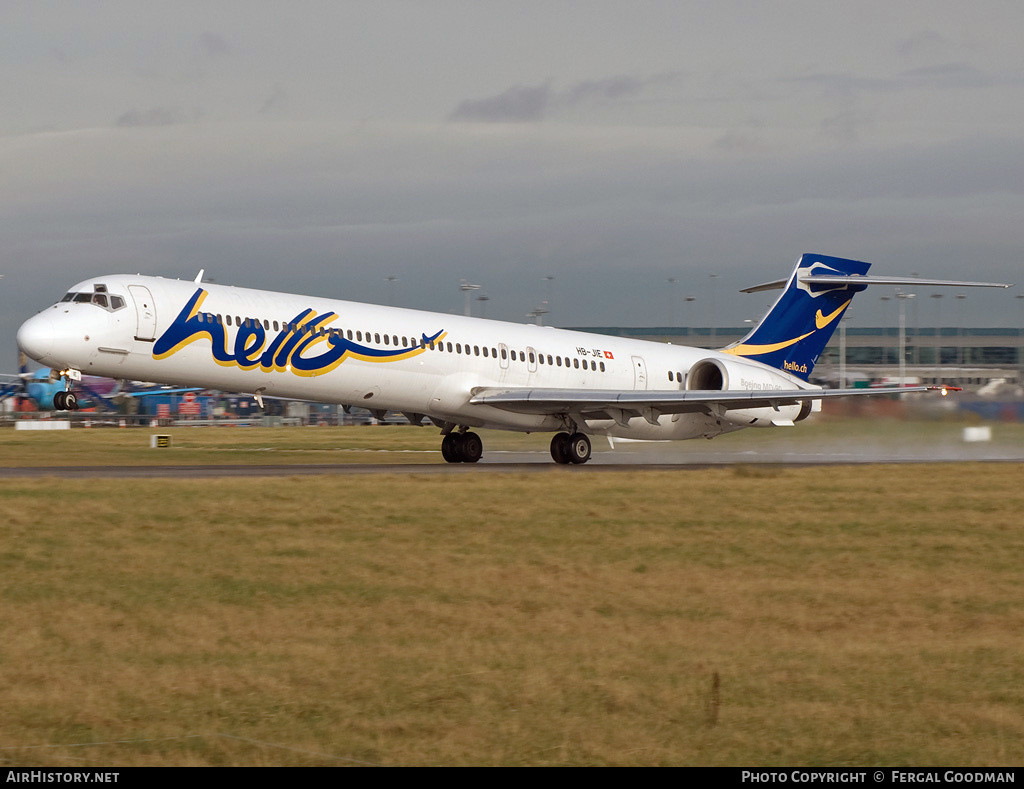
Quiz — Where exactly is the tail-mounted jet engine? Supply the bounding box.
[686,357,815,427]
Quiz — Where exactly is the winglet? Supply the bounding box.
[194,269,205,284]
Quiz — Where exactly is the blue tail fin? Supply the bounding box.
[721,253,870,380]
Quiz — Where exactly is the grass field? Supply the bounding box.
[1,459,1023,765]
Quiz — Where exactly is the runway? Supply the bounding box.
[1,447,1021,479]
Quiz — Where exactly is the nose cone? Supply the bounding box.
[17,314,55,363]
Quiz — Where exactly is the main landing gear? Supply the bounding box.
[550,432,591,465]
[441,431,484,463]
[438,428,592,465]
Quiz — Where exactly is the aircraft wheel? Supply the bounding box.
[64,392,79,411]
[460,432,483,464]
[567,432,591,464]
[550,432,572,464]
[53,392,67,410]
[441,433,462,463]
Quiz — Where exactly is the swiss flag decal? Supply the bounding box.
[604,351,614,359]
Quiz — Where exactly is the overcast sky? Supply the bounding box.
[2,1,1022,370]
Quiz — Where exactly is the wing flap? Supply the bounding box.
[469,385,955,417]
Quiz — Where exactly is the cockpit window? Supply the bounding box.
[61,286,125,312]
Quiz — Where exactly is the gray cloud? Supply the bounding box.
[260,84,289,115]
[788,63,1004,99]
[820,110,868,143]
[449,73,677,122]
[449,82,552,122]
[114,107,187,127]
[197,32,231,58]
[896,30,956,60]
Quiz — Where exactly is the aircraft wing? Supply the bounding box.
[469,385,956,419]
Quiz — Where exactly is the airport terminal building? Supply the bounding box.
[570,325,1024,389]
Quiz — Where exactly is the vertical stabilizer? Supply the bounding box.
[721,254,869,380]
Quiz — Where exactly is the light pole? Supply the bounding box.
[709,274,719,347]
[476,294,490,319]
[1016,294,1024,386]
[896,291,915,386]
[880,296,892,368]
[930,293,943,382]
[684,296,695,339]
[955,294,967,382]
[839,312,852,388]
[528,302,549,326]
[385,275,398,306]
[459,280,481,317]
[667,278,677,326]
[543,276,555,323]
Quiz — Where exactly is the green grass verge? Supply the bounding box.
[1,465,1023,765]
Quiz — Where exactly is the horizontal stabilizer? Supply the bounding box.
[742,272,1012,293]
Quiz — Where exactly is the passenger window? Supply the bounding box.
[501,348,507,360]
[547,355,553,365]
[520,352,525,362]
[456,343,462,354]
[374,333,380,344]
[600,362,606,372]
[529,352,536,364]
[482,347,488,358]
[676,372,682,383]
[491,348,497,357]
[226,315,233,326]
[393,335,398,346]
[474,346,480,356]
[402,336,408,346]
[556,356,562,367]
[347,330,354,340]
[383,334,390,345]
[591,361,596,371]
[538,354,544,364]
[263,320,269,330]
[447,342,453,353]
[574,358,579,369]
[356,331,362,341]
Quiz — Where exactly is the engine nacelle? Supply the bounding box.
[686,357,816,427]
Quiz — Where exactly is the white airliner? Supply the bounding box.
[15,253,1010,464]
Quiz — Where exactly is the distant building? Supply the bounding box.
[568,326,1024,388]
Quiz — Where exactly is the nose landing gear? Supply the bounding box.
[51,368,83,411]
[53,391,80,411]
